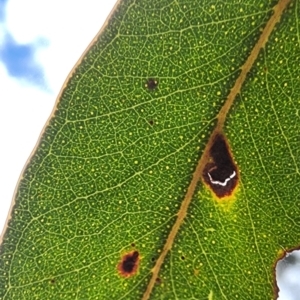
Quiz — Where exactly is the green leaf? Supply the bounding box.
[1,0,299,299]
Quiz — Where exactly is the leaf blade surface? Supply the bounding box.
[0,0,299,299]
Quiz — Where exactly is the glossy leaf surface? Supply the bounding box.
[1,0,299,299]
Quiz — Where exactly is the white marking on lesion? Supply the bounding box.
[207,171,236,186]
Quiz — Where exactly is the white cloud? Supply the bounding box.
[0,62,54,232]
[0,23,5,45]
[5,0,118,92]
[0,0,118,234]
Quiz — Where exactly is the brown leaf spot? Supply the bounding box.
[117,250,140,278]
[202,133,238,198]
[155,277,162,285]
[145,78,158,90]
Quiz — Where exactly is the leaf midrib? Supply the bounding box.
[141,0,291,298]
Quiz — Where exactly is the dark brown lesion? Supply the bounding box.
[145,78,158,90]
[202,133,238,198]
[117,250,140,278]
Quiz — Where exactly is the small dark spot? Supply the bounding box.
[155,277,162,285]
[50,278,56,284]
[181,255,185,260]
[202,133,238,198]
[151,257,156,262]
[117,250,139,278]
[131,243,135,247]
[148,120,154,126]
[145,78,158,90]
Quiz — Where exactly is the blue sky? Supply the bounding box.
[0,33,46,86]
[0,1,299,299]
[0,0,44,85]
[0,0,7,21]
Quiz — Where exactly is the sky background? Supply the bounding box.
[0,1,299,299]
